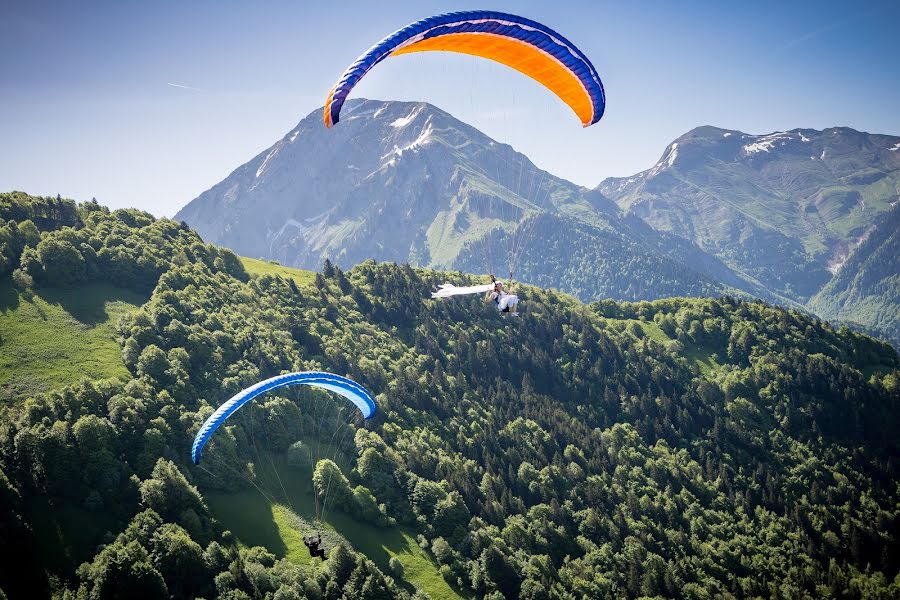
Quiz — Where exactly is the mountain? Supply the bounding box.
[177,106,900,342]
[809,203,900,345]
[176,98,597,268]
[176,99,753,302]
[598,126,900,302]
[2,194,899,598]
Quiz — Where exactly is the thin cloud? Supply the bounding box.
[780,18,852,52]
[167,82,207,93]
[777,4,889,54]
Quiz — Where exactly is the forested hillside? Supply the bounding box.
[1,193,899,599]
[455,214,733,302]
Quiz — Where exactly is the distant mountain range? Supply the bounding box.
[176,99,900,345]
[598,125,900,301]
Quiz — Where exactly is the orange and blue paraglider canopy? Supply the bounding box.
[324,10,606,129]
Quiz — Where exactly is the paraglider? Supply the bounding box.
[432,276,519,317]
[304,533,326,559]
[485,280,519,316]
[325,11,608,313]
[324,10,606,129]
[191,371,376,465]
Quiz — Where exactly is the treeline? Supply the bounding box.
[1,192,899,598]
[0,191,245,291]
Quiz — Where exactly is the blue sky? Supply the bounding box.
[2,0,898,216]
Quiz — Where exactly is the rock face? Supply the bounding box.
[598,126,900,302]
[178,99,585,269]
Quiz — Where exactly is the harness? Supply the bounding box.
[305,536,325,559]
[490,277,512,313]
[494,291,511,312]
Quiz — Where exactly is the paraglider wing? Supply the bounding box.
[431,282,497,299]
[191,371,376,465]
[324,10,605,128]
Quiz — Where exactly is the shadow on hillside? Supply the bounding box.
[0,280,20,313]
[206,491,289,559]
[27,495,118,576]
[350,524,415,566]
[36,284,144,326]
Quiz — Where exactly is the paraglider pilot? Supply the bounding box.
[304,533,326,559]
[485,276,519,316]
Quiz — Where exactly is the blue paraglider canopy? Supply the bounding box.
[191,371,376,465]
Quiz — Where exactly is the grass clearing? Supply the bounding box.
[626,319,722,376]
[241,257,316,287]
[202,451,463,599]
[272,505,319,567]
[681,344,721,376]
[0,280,145,402]
[632,320,670,344]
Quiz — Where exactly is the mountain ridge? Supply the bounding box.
[176,103,900,344]
[176,99,752,303]
[598,124,900,298]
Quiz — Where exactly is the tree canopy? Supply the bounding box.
[0,193,898,599]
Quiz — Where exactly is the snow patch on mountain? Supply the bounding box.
[391,109,421,128]
[256,146,280,179]
[744,141,775,155]
[665,143,678,167]
[381,119,434,163]
[743,132,793,155]
[891,142,900,151]
[650,143,678,175]
[406,121,433,151]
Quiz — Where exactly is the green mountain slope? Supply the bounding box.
[599,126,900,302]
[1,195,898,599]
[809,204,900,346]
[0,281,145,402]
[456,213,747,302]
[240,256,316,287]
